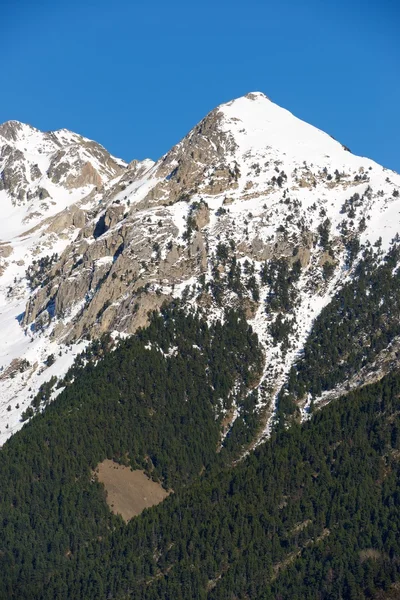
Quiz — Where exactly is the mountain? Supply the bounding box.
[0,120,126,235]
[0,93,400,600]
[1,92,400,445]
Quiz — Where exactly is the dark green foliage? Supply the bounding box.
[345,236,361,266]
[20,406,34,421]
[3,365,400,599]
[270,312,294,349]
[227,256,244,297]
[340,190,370,218]
[30,376,57,411]
[209,254,259,306]
[215,242,229,263]
[271,170,287,188]
[318,218,331,251]
[261,258,301,313]
[182,214,197,242]
[289,245,400,398]
[322,261,335,280]
[246,274,260,302]
[0,304,262,600]
[45,353,55,367]
[182,201,208,242]
[223,389,260,453]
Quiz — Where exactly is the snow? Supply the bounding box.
[168,201,190,238]
[0,327,87,445]
[221,92,375,170]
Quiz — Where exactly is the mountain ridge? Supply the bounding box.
[1,91,400,446]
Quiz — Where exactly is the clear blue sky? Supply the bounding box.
[1,0,399,170]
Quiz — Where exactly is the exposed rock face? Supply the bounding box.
[0,244,13,258]
[192,201,210,229]
[0,144,29,201]
[135,108,239,209]
[22,197,209,342]
[45,205,86,233]
[0,121,33,142]
[46,140,123,189]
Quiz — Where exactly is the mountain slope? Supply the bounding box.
[0,122,152,441]
[0,336,398,599]
[1,93,400,444]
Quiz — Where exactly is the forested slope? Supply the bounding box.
[0,304,262,599]
[285,243,400,408]
[0,304,399,599]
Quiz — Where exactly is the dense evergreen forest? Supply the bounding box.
[284,244,400,409]
[0,303,399,599]
[0,304,262,599]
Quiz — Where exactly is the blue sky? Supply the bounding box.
[1,0,399,170]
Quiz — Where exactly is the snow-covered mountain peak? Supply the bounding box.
[0,120,129,240]
[49,128,87,145]
[218,92,352,165]
[0,120,40,141]
[1,94,400,446]
[0,120,60,156]
[0,120,110,156]
[146,91,388,221]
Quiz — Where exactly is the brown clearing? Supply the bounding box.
[359,548,382,562]
[96,459,170,522]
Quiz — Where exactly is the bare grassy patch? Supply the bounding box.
[96,459,169,522]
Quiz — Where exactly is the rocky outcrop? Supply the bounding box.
[0,121,36,142]
[192,201,210,229]
[47,141,124,190]
[0,121,126,215]
[46,205,86,233]
[134,109,239,210]
[0,243,13,258]
[22,199,211,341]
[0,145,29,201]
